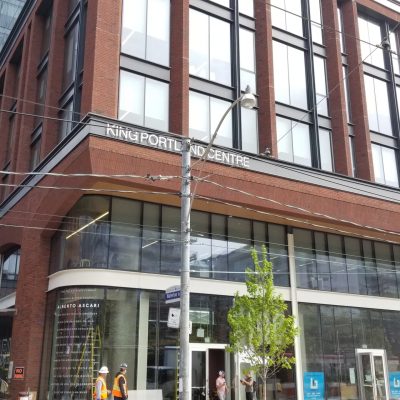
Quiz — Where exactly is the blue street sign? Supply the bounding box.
[165,285,181,304]
[390,372,400,398]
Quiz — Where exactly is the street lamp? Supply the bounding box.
[179,86,257,400]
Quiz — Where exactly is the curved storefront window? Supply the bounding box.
[43,287,232,399]
[50,195,290,285]
[0,248,20,298]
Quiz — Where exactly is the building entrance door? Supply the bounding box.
[190,344,228,400]
[356,349,389,400]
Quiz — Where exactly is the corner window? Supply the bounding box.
[118,70,169,131]
[121,0,170,66]
[189,9,231,86]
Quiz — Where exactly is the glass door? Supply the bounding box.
[356,349,389,400]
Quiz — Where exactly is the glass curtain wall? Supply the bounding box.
[50,195,290,285]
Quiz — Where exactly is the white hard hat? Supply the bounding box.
[99,366,109,374]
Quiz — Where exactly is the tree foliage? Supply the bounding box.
[227,246,298,399]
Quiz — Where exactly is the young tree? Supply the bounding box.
[227,246,298,400]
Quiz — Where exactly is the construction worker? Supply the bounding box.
[94,366,111,400]
[112,363,128,400]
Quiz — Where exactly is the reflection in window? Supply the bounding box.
[62,23,79,90]
[358,16,385,68]
[0,248,20,298]
[119,70,169,131]
[239,0,254,17]
[189,9,231,86]
[189,91,233,148]
[121,0,170,66]
[277,116,311,166]
[273,41,308,109]
[271,0,303,37]
[313,56,329,116]
[58,100,74,140]
[318,128,333,172]
[390,32,400,75]
[371,144,399,187]
[337,7,345,53]
[309,0,323,44]
[161,207,181,275]
[239,28,256,91]
[364,75,392,135]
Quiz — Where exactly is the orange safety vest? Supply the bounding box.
[112,373,127,397]
[93,376,108,399]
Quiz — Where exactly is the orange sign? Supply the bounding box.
[14,367,24,379]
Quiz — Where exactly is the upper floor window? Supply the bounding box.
[271,0,303,37]
[40,11,52,60]
[62,23,79,90]
[121,0,170,66]
[189,9,231,86]
[208,0,229,7]
[319,128,333,172]
[372,144,399,187]
[239,28,256,91]
[239,0,254,17]
[273,41,308,109]
[0,248,20,298]
[313,55,329,116]
[309,0,323,44]
[276,116,312,167]
[390,31,400,75]
[364,75,393,135]
[358,16,385,69]
[337,7,345,53]
[119,70,169,131]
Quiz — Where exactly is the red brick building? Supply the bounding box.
[0,0,400,399]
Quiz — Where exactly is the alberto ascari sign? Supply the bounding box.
[105,123,251,168]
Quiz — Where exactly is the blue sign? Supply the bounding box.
[304,372,324,400]
[165,285,181,304]
[390,372,400,398]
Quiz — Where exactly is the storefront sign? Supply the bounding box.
[390,372,400,398]
[303,372,324,400]
[14,366,24,379]
[165,285,181,304]
[105,123,251,168]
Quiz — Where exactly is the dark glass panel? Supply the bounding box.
[108,198,141,271]
[141,203,161,273]
[211,214,228,280]
[328,235,348,293]
[315,232,331,291]
[374,242,398,298]
[160,206,181,274]
[268,224,289,287]
[294,229,316,289]
[191,211,211,278]
[363,241,380,296]
[227,217,252,282]
[345,237,367,295]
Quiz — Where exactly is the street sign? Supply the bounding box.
[165,285,181,304]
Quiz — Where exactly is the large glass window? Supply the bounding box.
[358,16,385,69]
[189,9,231,86]
[371,144,399,187]
[313,56,329,116]
[309,0,323,44]
[0,248,20,298]
[62,23,79,90]
[189,91,233,148]
[121,0,170,66]
[239,0,254,17]
[318,128,333,172]
[239,28,256,91]
[276,117,312,166]
[273,41,308,109]
[119,70,169,131]
[364,75,393,135]
[270,0,303,37]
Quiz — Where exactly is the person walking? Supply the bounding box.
[94,366,111,400]
[112,363,128,400]
[216,370,228,400]
[240,373,254,400]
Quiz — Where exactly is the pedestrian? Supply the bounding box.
[112,363,128,400]
[216,370,228,400]
[94,366,111,400]
[240,372,254,400]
